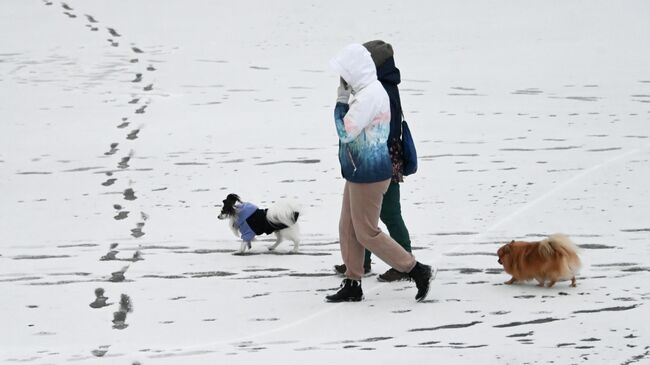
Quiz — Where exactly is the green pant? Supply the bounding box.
[364,181,411,267]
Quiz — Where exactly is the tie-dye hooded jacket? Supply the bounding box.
[330,44,393,183]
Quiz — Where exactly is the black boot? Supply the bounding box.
[408,262,433,302]
[325,279,363,302]
[377,268,411,282]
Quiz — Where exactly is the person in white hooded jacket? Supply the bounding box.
[326,44,433,302]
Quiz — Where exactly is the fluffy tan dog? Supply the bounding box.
[497,234,582,287]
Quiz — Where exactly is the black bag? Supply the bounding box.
[401,118,417,176]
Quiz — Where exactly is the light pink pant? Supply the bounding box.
[339,179,417,280]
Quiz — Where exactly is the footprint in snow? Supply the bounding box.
[101,178,117,186]
[89,288,110,308]
[113,211,129,220]
[91,345,110,357]
[118,154,131,169]
[100,246,118,260]
[109,265,129,282]
[104,143,119,155]
[107,27,121,37]
[126,129,140,140]
[123,188,137,200]
[112,310,128,329]
[131,222,145,238]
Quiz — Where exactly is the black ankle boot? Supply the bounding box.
[325,279,363,302]
[408,262,433,302]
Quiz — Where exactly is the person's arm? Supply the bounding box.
[335,98,377,143]
[334,102,353,143]
[334,78,374,143]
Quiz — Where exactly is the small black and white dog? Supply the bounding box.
[217,193,301,254]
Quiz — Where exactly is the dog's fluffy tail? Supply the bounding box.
[539,233,582,273]
[267,199,301,227]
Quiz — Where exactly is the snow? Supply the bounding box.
[1,0,649,364]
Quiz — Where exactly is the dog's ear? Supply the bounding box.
[226,194,240,203]
[223,194,241,205]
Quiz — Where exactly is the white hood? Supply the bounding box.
[329,44,377,92]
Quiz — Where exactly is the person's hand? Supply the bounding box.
[336,77,351,104]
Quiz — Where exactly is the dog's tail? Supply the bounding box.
[267,199,301,227]
[539,233,582,273]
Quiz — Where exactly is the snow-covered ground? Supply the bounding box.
[1,1,649,363]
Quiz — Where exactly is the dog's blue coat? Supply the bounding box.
[236,202,289,242]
